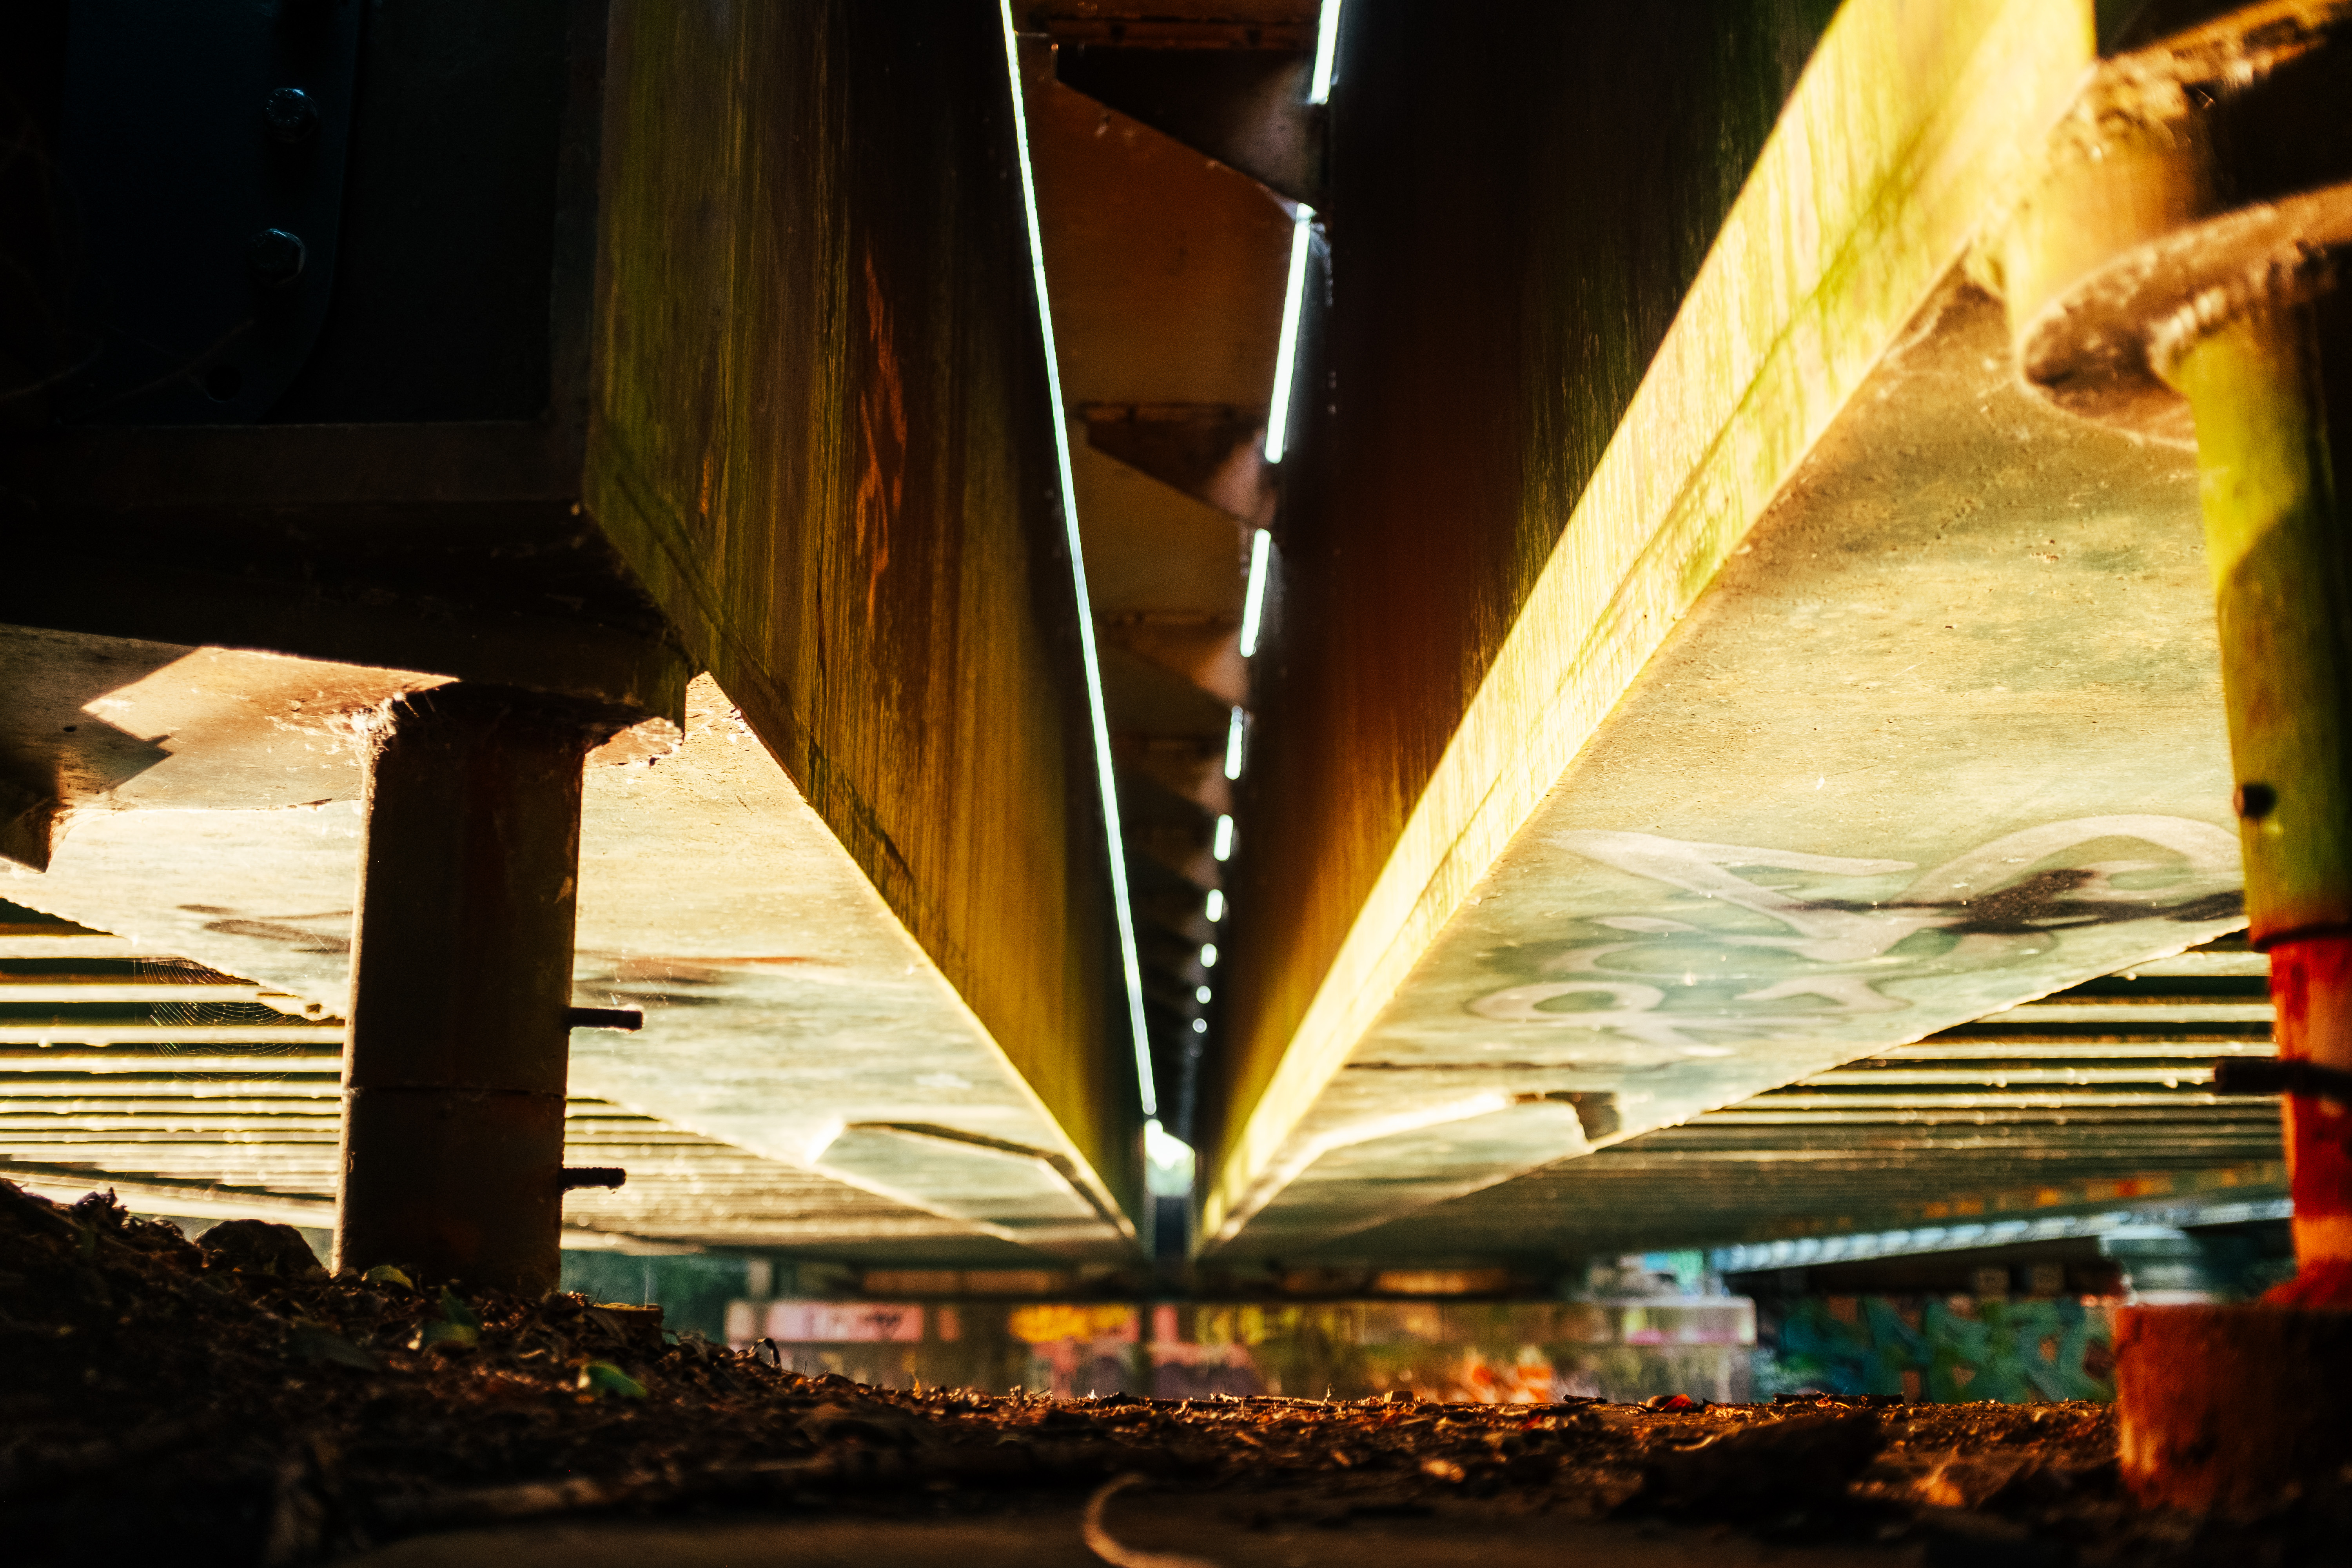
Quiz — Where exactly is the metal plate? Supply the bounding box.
[55,0,362,422]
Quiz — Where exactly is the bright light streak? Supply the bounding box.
[1200,943,1220,969]
[1223,706,1246,780]
[1205,888,1225,922]
[1143,1117,1195,1198]
[1262,207,1314,463]
[999,4,1155,1118]
[1308,0,1344,104]
[1238,527,1272,657]
[1212,814,1234,861]
[1196,985,1212,1004]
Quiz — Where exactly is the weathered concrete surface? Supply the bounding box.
[1210,267,2243,1254]
[1214,263,2239,1260]
[4,5,1145,1252]
[1212,0,1853,1201]
[1201,0,2259,1251]
[582,2,1135,1220]
[4,677,1134,1258]
[1024,36,1296,1105]
[0,628,452,869]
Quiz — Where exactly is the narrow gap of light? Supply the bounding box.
[1205,888,1225,922]
[1223,705,1246,780]
[1261,207,1315,464]
[1212,814,1235,861]
[1238,527,1272,658]
[1308,0,1344,104]
[1195,985,1212,1004]
[1000,4,1154,1119]
[1200,943,1220,969]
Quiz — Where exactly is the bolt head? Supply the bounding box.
[263,87,319,143]
[246,227,306,288]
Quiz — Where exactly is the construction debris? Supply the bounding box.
[0,1182,2338,1566]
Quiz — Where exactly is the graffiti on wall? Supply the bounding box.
[1765,1294,2117,1403]
[1461,816,2239,1069]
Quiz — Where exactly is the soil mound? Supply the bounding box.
[0,1181,2333,1564]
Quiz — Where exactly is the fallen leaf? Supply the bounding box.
[579,1360,646,1399]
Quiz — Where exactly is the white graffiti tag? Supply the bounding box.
[1467,816,2239,1049]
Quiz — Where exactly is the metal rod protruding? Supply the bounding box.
[2212,1056,2352,1100]
[564,1007,643,1031]
[559,1167,627,1191]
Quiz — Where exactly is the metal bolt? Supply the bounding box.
[2234,782,2279,820]
[245,227,306,288]
[263,87,318,143]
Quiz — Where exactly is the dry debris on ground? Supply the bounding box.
[1,1182,2339,1565]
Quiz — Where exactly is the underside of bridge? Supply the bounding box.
[9,0,2352,1528]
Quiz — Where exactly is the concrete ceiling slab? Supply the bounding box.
[0,627,451,869]
[1303,940,2285,1268]
[1200,0,2162,1253]
[1206,272,2245,1256]
[1026,56,1293,409]
[3,675,1137,1259]
[1026,40,1295,1111]
[1072,443,1252,617]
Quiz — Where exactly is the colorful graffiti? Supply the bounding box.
[721,1291,2123,1405]
[725,1296,1759,1403]
[1763,1295,2117,1403]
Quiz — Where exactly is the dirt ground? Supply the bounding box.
[2,1182,2340,1566]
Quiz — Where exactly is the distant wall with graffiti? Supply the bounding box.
[722,1296,1756,1403]
[1757,1294,2117,1403]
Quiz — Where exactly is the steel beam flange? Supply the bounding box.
[2025,192,2350,440]
[1977,0,2352,444]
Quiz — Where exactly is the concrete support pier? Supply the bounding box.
[336,686,617,1294]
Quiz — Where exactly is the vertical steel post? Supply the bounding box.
[2169,298,2352,1303]
[335,685,611,1294]
[2085,294,2352,1519]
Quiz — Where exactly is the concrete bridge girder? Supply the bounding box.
[1201,0,2273,1253]
[1,2,1146,1272]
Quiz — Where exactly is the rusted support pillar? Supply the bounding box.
[1975,7,2352,1515]
[335,686,618,1294]
[2168,296,2352,1301]
[2112,292,2352,1514]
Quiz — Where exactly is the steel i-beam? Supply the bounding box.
[1980,3,2352,1516]
[335,686,619,1293]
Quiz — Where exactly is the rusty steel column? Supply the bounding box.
[335,685,616,1294]
[2111,292,2352,1515]
[1969,8,2352,1515]
[2169,299,2352,1301]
